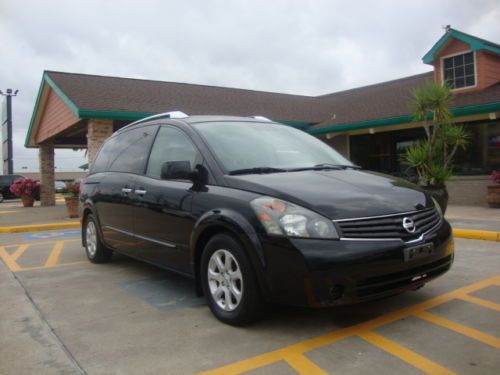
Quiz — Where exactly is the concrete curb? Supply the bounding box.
[0,221,80,234]
[453,228,500,242]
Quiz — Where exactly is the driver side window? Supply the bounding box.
[146,126,201,179]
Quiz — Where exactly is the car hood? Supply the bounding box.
[225,169,431,220]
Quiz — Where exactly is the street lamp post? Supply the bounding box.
[1,88,18,175]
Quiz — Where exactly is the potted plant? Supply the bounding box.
[402,81,469,213]
[486,171,500,208]
[63,181,80,218]
[9,178,40,207]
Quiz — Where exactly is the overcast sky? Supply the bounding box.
[1,0,499,172]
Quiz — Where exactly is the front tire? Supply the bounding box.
[201,233,265,326]
[83,214,113,263]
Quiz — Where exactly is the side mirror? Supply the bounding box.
[161,161,193,180]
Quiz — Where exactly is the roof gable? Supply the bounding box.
[25,74,82,147]
[422,27,500,65]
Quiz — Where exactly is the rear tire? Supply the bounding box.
[83,214,113,263]
[201,233,265,326]
[0,193,4,203]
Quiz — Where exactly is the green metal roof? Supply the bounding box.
[422,27,500,65]
[307,101,500,135]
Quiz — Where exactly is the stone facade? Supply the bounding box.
[87,119,113,167]
[446,175,491,207]
[38,140,55,206]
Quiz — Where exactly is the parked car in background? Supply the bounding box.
[80,113,454,326]
[0,174,26,203]
[55,180,67,193]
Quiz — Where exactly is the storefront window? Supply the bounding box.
[349,121,499,177]
[349,128,425,178]
[453,121,500,175]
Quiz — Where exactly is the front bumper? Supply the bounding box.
[260,220,454,307]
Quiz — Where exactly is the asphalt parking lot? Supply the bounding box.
[1,229,499,375]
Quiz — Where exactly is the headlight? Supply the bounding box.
[431,197,443,220]
[250,196,339,239]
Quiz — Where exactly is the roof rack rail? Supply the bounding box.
[143,111,189,121]
[117,111,189,133]
[251,116,272,122]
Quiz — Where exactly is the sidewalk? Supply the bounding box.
[445,205,500,232]
[0,199,75,227]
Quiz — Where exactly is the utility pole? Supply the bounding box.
[1,88,18,175]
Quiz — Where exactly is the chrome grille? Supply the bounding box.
[335,207,441,241]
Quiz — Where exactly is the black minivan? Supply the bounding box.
[80,113,454,325]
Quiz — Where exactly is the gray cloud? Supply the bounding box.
[0,0,499,171]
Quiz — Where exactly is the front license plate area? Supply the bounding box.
[404,243,434,262]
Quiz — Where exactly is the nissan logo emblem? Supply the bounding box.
[402,217,416,233]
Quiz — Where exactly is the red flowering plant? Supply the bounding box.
[9,178,41,198]
[492,171,500,184]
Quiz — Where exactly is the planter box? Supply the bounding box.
[486,185,500,208]
[64,197,80,218]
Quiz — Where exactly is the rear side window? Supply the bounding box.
[91,126,156,174]
[146,126,201,178]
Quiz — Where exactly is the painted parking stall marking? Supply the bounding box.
[0,239,85,272]
[199,275,500,375]
[23,229,80,241]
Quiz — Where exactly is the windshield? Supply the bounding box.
[193,121,353,173]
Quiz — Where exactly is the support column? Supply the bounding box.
[39,140,55,206]
[87,119,113,167]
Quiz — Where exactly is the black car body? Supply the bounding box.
[0,174,25,202]
[80,114,454,325]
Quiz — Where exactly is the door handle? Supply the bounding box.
[135,189,147,196]
[121,187,132,194]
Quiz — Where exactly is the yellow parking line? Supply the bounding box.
[15,261,88,272]
[3,239,79,249]
[458,294,500,311]
[0,210,18,214]
[359,331,455,375]
[0,245,30,272]
[44,241,65,267]
[415,311,500,349]
[283,353,327,375]
[10,244,29,261]
[0,246,23,272]
[199,275,500,375]
[0,240,86,272]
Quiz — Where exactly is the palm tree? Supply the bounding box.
[403,81,468,187]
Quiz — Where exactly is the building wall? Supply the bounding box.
[446,175,491,206]
[433,38,500,92]
[35,88,79,143]
[478,51,500,89]
[433,39,470,83]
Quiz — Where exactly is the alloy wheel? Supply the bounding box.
[86,220,97,257]
[207,249,243,311]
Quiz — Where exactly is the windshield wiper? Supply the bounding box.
[288,163,361,172]
[228,167,288,175]
[320,163,362,170]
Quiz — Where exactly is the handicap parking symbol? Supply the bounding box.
[24,229,81,241]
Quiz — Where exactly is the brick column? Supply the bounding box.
[39,140,55,206]
[87,119,113,167]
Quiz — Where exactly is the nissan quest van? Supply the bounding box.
[80,112,454,325]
